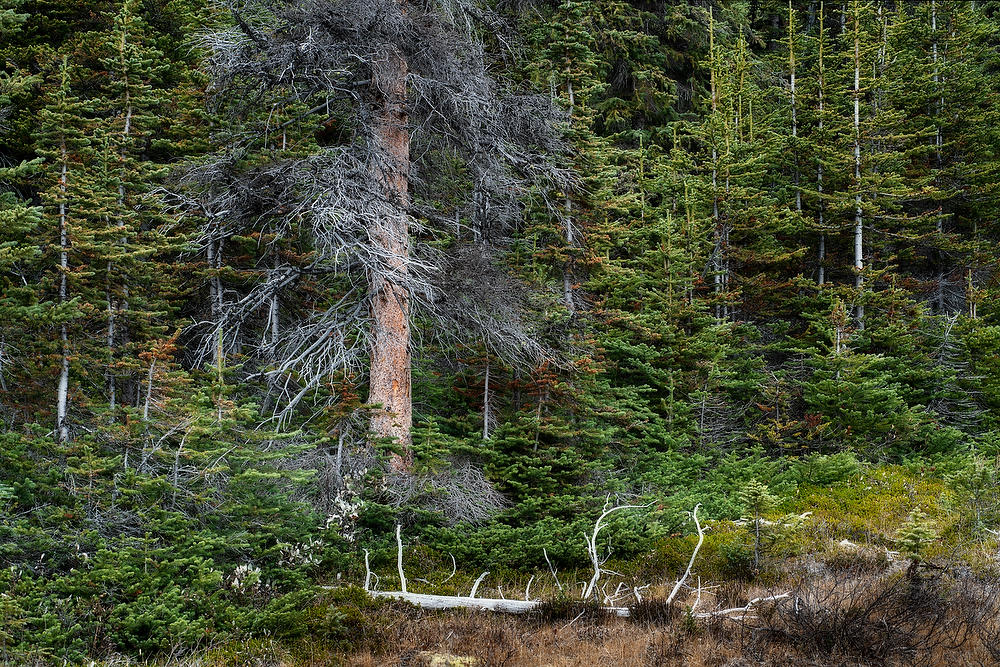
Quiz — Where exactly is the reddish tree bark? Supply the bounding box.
[368,41,412,472]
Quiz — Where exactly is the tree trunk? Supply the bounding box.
[817,1,826,287]
[789,1,801,214]
[932,0,946,313]
[206,235,224,366]
[562,80,575,315]
[482,358,490,440]
[368,35,412,472]
[852,3,864,328]
[709,9,723,321]
[57,156,70,443]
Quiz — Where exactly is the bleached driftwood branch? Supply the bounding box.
[469,571,489,598]
[358,513,787,620]
[582,497,650,600]
[666,503,704,605]
[396,524,407,593]
[692,593,792,620]
[441,553,457,584]
[368,590,631,615]
[543,547,563,591]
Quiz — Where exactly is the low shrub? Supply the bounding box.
[748,567,1000,665]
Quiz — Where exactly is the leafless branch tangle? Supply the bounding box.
[168,0,571,428]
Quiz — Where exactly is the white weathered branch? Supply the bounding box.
[692,593,791,619]
[368,591,630,616]
[469,570,489,598]
[396,524,407,594]
[582,499,649,600]
[441,553,457,584]
[666,503,704,605]
[543,547,562,592]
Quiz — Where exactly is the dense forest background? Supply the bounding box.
[2,0,1000,662]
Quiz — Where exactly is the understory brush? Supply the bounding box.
[7,458,1000,665]
[188,563,1000,667]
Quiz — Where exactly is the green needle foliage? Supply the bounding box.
[2,0,1000,661]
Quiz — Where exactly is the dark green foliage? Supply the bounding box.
[2,0,1000,662]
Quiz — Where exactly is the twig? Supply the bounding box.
[560,610,587,631]
[543,548,563,591]
[441,553,457,584]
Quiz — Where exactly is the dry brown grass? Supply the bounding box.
[185,559,1000,667]
[330,607,724,667]
[285,566,1000,667]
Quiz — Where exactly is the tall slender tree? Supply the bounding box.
[35,57,96,442]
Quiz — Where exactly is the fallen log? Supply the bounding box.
[364,589,789,620]
[355,519,789,622]
[368,590,631,616]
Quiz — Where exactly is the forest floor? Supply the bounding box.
[92,466,1000,666]
[189,552,1000,667]
[192,576,1000,666]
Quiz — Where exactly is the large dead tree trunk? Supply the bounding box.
[193,0,567,467]
[369,39,413,472]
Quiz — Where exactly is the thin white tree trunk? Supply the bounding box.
[107,300,116,413]
[789,2,801,214]
[852,3,864,328]
[932,0,946,312]
[57,156,70,443]
[818,1,827,286]
[142,358,155,422]
[482,358,490,440]
[666,504,704,604]
[562,80,575,315]
[269,288,279,346]
[266,258,280,348]
[0,336,8,393]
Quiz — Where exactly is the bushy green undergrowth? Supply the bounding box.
[6,446,1000,664]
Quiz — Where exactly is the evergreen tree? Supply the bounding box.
[33,56,97,441]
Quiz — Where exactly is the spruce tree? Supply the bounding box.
[34,57,96,441]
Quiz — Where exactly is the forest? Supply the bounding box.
[2,0,1000,664]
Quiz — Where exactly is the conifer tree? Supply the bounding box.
[186,0,567,471]
[849,0,867,327]
[95,0,177,415]
[0,0,27,31]
[0,5,42,398]
[34,57,96,442]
